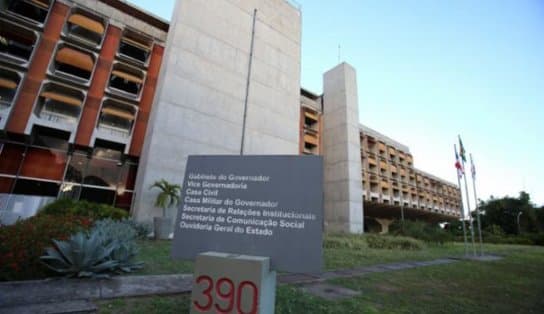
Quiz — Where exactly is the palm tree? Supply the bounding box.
[150,179,181,217]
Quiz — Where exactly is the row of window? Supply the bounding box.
[302,108,319,155]
[0,2,155,140]
[0,127,138,209]
[1,1,153,64]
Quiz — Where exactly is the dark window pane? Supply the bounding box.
[13,179,59,197]
[84,158,119,187]
[64,153,88,183]
[8,1,48,24]
[79,187,114,205]
[115,191,132,211]
[0,143,24,175]
[20,147,67,181]
[110,76,139,95]
[0,177,14,193]
[117,163,137,191]
[119,42,148,63]
[32,126,69,150]
[93,140,123,160]
[56,63,91,80]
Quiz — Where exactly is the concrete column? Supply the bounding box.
[322,63,364,234]
[129,44,165,157]
[75,25,122,147]
[6,2,69,134]
[376,218,394,234]
[132,0,301,222]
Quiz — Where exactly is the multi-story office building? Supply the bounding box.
[0,0,167,222]
[299,88,461,233]
[0,0,461,233]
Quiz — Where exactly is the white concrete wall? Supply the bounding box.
[132,0,301,222]
[322,63,364,233]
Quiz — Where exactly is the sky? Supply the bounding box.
[127,0,544,207]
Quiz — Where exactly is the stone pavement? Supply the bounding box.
[0,255,502,314]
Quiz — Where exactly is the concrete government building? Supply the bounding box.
[0,0,461,233]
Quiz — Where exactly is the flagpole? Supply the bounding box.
[459,136,476,256]
[470,153,484,255]
[454,144,468,256]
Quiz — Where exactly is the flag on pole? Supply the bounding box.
[470,154,476,179]
[455,144,464,178]
[458,136,467,162]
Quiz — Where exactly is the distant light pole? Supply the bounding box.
[517,211,523,235]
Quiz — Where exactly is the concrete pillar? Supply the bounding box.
[132,0,302,222]
[6,2,69,134]
[322,63,364,234]
[75,25,122,146]
[376,218,394,234]
[129,44,165,157]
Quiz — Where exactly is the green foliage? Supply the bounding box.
[39,198,128,220]
[390,220,453,244]
[323,234,367,250]
[94,219,138,244]
[92,219,144,273]
[41,219,144,278]
[366,234,425,250]
[122,219,152,239]
[0,214,92,281]
[485,224,506,236]
[478,191,542,235]
[150,179,181,217]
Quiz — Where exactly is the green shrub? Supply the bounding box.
[483,232,544,246]
[390,220,453,244]
[365,234,425,250]
[93,219,138,243]
[0,214,93,281]
[39,199,128,220]
[122,219,152,239]
[485,224,506,236]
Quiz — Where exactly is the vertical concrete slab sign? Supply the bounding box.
[322,63,364,233]
[132,0,302,222]
[172,155,323,273]
[191,252,276,314]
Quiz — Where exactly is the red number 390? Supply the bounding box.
[193,275,259,314]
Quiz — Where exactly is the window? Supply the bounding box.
[97,99,137,138]
[108,62,145,98]
[64,9,106,47]
[0,67,22,109]
[13,179,59,197]
[34,82,84,124]
[52,44,95,82]
[0,19,38,64]
[6,0,50,25]
[118,29,152,65]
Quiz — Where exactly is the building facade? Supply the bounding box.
[0,0,167,223]
[0,0,461,232]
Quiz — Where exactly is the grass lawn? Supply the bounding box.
[100,239,544,313]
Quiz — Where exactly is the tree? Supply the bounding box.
[150,179,181,217]
[477,191,540,234]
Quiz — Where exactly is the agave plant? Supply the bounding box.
[41,231,118,278]
[111,241,144,273]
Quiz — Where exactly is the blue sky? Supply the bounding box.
[128,0,544,207]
